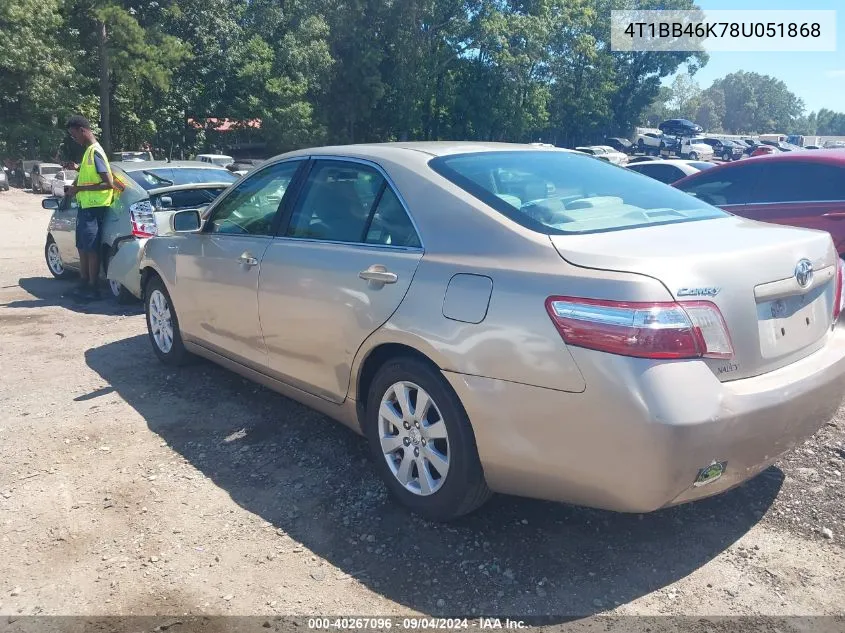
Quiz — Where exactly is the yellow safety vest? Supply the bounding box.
[76,142,115,208]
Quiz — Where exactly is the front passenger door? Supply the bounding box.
[174,159,305,369]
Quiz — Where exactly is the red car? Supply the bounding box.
[750,145,780,157]
[673,149,845,256]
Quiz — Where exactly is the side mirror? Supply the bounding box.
[159,196,173,209]
[42,197,60,210]
[171,209,203,233]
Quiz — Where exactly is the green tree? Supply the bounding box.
[0,0,84,159]
[710,71,803,134]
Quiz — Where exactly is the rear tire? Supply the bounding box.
[364,356,492,521]
[144,276,190,365]
[104,253,138,304]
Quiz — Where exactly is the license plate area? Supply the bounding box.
[757,286,829,358]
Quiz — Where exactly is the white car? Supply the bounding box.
[31,162,63,193]
[626,159,715,184]
[196,154,235,167]
[635,132,664,153]
[49,169,78,196]
[594,145,629,165]
[574,146,627,165]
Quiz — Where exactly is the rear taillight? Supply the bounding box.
[129,200,157,238]
[545,296,734,360]
[834,259,844,322]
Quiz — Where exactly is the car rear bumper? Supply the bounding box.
[107,237,147,299]
[444,327,845,513]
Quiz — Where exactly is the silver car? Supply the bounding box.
[43,161,237,301]
[138,142,845,521]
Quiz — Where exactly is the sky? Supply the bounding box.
[664,0,845,114]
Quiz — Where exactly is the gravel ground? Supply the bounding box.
[1,187,844,631]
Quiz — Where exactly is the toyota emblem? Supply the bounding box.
[794,258,814,289]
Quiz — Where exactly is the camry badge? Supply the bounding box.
[795,258,813,289]
[677,287,721,297]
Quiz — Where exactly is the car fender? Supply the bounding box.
[139,236,178,292]
[107,238,146,299]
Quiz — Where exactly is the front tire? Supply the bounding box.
[45,237,71,279]
[364,356,491,521]
[144,276,189,365]
[688,152,698,160]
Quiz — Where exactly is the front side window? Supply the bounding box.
[429,150,726,235]
[206,160,302,236]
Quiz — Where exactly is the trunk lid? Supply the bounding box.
[549,216,839,380]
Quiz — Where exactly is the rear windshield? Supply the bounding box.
[126,167,238,190]
[429,151,727,235]
[689,162,716,171]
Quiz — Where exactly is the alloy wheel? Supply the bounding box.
[148,289,174,353]
[378,381,450,496]
[47,242,64,275]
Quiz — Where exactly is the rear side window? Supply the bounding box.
[429,150,725,235]
[286,160,421,247]
[752,162,845,203]
[674,164,763,206]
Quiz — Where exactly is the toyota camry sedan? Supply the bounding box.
[138,142,845,521]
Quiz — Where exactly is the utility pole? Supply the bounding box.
[98,19,112,154]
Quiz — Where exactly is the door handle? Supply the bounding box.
[238,252,259,267]
[821,212,845,220]
[359,265,398,285]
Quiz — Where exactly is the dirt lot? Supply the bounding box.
[1,187,845,628]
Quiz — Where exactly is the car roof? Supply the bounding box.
[672,149,845,188]
[277,141,575,161]
[630,159,700,168]
[113,160,232,171]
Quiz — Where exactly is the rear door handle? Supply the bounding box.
[822,212,845,220]
[359,265,398,284]
[238,252,259,267]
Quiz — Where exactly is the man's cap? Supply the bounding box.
[65,115,91,130]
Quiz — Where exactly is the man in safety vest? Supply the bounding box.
[64,115,117,300]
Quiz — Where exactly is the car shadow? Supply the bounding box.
[85,334,783,620]
[2,277,142,316]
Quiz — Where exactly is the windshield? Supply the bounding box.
[208,156,233,166]
[429,150,727,235]
[41,166,61,175]
[689,162,716,171]
[126,167,238,190]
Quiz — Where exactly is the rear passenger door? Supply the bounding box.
[258,158,424,403]
[742,161,845,254]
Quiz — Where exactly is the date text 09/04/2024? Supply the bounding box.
[307,618,528,629]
